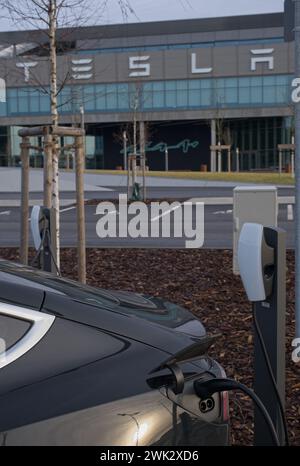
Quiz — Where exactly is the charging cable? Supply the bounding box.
[194,377,280,446]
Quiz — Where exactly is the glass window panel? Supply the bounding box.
[200,79,211,89]
[252,121,258,149]
[18,96,29,113]
[68,101,77,113]
[225,87,238,104]
[95,95,106,110]
[8,97,18,114]
[188,89,201,106]
[276,85,287,104]
[216,78,225,88]
[251,86,263,104]
[129,91,140,110]
[82,84,95,111]
[268,120,274,147]
[85,136,95,156]
[118,83,128,92]
[263,76,276,86]
[30,95,39,112]
[165,81,176,91]
[60,87,72,99]
[200,88,211,105]
[143,82,153,91]
[239,77,251,87]
[152,82,164,91]
[177,89,188,106]
[176,80,188,91]
[260,122,266,150]
[8,88,18,98]
[84,95,95,111]
[142,91,153,109]
[118,90,129,110]
[263,87,276,104]
[95,85,106,110]
[189,80,201,90]
[153,91,164,108]
[40,95,50,112]
[0,103,6,116]
[18,88,29,97]
[95,135,104,155]
[59,87,74,111]
[239,87,250,104]
[244,122,250,150]
[225,78,238,88]
[251,77,263,87]
[95,84,106,95]
[275,75,289,85]
[215,89,226,106]
[83,85,94,97]
[166,91,176,107]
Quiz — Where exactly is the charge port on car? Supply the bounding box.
[199,397,215,414]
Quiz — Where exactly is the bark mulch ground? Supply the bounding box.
[0,248,299,446]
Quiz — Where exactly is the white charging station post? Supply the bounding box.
[233,186,278,275]
[254,227,286,446]
[238,224,286,446]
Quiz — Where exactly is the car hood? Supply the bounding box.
[41,286,208,356]
[0,260,208,357]
[86,288,206,339]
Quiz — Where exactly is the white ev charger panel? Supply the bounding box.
[30,205,42,251]
[233,186,277,275]
[238,223,267,302]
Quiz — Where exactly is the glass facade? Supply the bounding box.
[228,117,291,171]
[0,71,293,170]
[3,74,292,117]
[7,126,103,169]
[2,116,292,171]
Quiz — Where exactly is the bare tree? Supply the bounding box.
[1,0,135,269]
[212,89,231,146]
[113,82,152,198]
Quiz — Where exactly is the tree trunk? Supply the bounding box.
[20,137,30,265]
[133,110,137,155]
[49,0,60,270]
[75,135,86,284]
[43,129,52,208]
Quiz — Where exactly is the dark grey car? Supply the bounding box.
[0,260,229,446]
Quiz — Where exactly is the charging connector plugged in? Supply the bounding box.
[194,377,280,446]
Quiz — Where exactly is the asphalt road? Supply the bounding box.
[0,176,295,248]
[0,202,295,249]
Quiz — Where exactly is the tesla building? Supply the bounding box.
[0,12,295,171]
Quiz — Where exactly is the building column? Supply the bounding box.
[210,119,216,172]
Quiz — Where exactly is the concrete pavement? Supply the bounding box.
[0,167,295,207]
[0,167,113,193]
[0,167,294,194]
